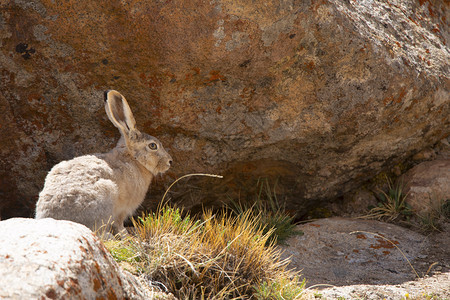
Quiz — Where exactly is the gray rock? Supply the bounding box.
[0,218,153,299]
[280,217,428,287]
[307,272,450,300]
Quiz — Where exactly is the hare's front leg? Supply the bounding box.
[113,212,130,238]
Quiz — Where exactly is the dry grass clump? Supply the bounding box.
[229,178,303,246]
[362,176,450,234]
[363,176,412,222]
[105,205,304,299]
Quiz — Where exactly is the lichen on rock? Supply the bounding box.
[0,0,448,219]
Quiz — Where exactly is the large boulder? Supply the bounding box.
[0,218,155,299]
[0,0,448,218]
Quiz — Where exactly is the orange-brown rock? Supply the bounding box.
[402,159,450,215]
[0,0,448,218]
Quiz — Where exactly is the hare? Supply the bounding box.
[35,90,172,236]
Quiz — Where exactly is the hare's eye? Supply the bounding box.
[148,142,158,150]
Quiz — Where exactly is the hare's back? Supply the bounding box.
[47,155,115,183]
[36,155,118,224]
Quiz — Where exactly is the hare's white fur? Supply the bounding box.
[35,90,172,235]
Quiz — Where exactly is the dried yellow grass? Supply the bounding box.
[106,205,303,299]
[105,173,304,299]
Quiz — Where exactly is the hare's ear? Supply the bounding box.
[104,90,137,135]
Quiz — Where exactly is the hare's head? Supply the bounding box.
[104,90,172,175]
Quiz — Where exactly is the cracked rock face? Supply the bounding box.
[0,0,448,218]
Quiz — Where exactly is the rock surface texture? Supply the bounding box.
[0,218,154,299]
[0,0,449,218]
[305,272,450,300]
[281,218,427,286]
[402,159,450,215]
[281,218,450,299]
